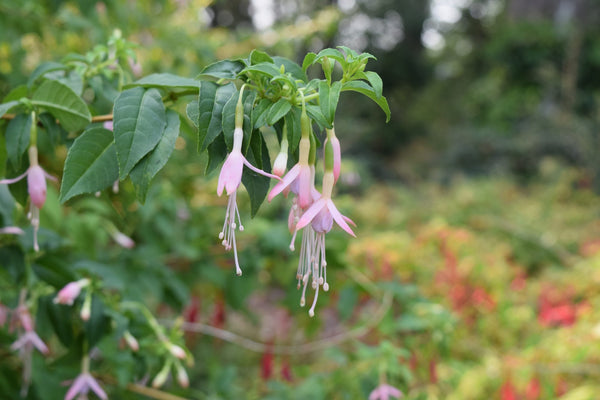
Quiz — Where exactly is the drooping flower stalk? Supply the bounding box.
[217,85,281,275]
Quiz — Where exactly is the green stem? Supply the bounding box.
[29,111,37,148]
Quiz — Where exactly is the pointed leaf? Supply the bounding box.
[186,100,199,127]
[249,49,274,65]
[284,107,302,152]
[31,80,91,131]
[197,81,217,151]
[252,98,271,129]
[342,80,391,122]
[239,62,281,79]
[126,73,200,91]
[364,71,383,98]
[319,80,341,125]
[306,104,331,129]
[27,61,66,88]
[59,127,119,203]
[206,134,227,174]
[129,110,180,203]
[198,60,245,80]
[267,98,292,125]
[113,87,166,178]
[5,113,31,169]
[45,69,84,96]
[198,82,236,152]
[302,52,317,72]
[273,56,307,81]
[0,100,19,118]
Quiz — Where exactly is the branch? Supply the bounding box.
[164,292,393,355]
[2,113,113,123]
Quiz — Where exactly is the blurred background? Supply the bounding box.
[2,0,600,399]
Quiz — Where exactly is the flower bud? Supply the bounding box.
[123,331,139,352]
[272,150,288,177]
[27,165,47,209]
[167,343,186,360]
[152,362,171,388]
[80,293,92,321]
[112,231,135,249]
[54,280,87,305]
[175,362,189,388]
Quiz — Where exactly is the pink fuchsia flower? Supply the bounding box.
[112,231,135,249]
[294,171,355,317]
[54,279,90,306]
[64,372,108,400]
[218,127,280,276]
[0,163,56,252]
[268,137,313,209]
[369,383,403,400]
[0,226,25,235]
[11,330,49,355]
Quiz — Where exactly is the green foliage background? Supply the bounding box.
[2,0,600,399]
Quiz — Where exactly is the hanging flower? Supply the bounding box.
[218,88,280,276]
[64,372,108,400]
[0,149,56,252]
[54,279,90,306]
[368,383,403,400]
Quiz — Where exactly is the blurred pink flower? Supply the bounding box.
[0,226,25,235]
[369,384,403,400]
[0,164,56,251]
[54,279,90,306]
[112,231,135,249]
[64,372,107,400]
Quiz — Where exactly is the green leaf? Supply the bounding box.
[284,107,302,152]
[3,85,28,103]
[31,80,91,131]
[197,81,217,151]
[198,60,245,80]
[27,61,66,88]
[319,80,341,125]
[38,295,74,347]
[206,134,227,174]
[364,71,383,98]
[113,87,166,178]
[273,56,307,82]
[305,104,331,129]
[315,48,346,65]
[45,69,84,96]
[0,100,19,118]
[239,62,282,79]
[337,45,360,59]
[249,49,274,65]
[39,112,67,147]
[5,113,32,169]
[252,98,271,129]
[198,82,236,152]
[302,52,317,72]
[342,80,391,122]
[59,127,119,203]
[186,100,199,127]
[130,110,180,203]
[84,296,110,347]
[267,98,292,125]
[242,131,270,217]
[126,73,200,91]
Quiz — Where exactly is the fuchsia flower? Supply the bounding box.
[0,162,56,252]
[218,127,280,275]
[268,136,313,209]
[0,226,25,235]
[111,230,135,249]
[54,279,90,306]
[369,384,403,400]
[64,372,108,400]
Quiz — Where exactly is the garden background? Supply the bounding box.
[1,0,600,399]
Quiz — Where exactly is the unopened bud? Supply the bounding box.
[167,343,186,360]
[80,293,92,321]
[152,361,171,388]
[54,279,90,305]
[112,231,135,249]
[175,362,189,388]
[124,331,139,352]
[272,151,288,177]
